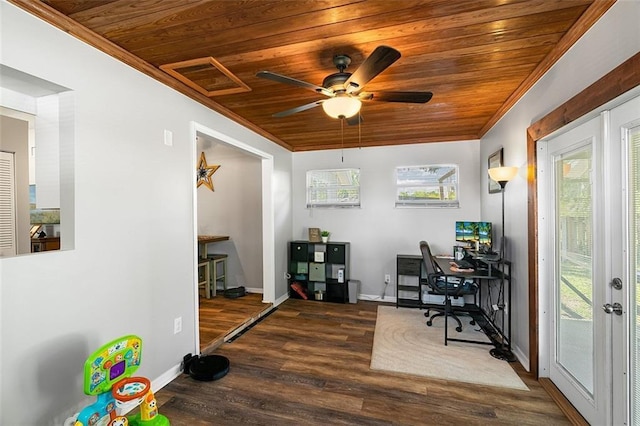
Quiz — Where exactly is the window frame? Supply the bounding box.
[306,168,361,208]
[395,164,460,208]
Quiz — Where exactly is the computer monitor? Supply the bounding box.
[477,222,492,246]
[455,221,492,249]
[455,221,477,243]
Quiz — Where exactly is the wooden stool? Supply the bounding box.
[207,254,228,295]
[197,258,211,298]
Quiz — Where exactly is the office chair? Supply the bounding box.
[420,241,478,332]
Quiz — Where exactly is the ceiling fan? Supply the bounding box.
[256,46,433,124]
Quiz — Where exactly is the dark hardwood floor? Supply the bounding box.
[157,299,571,425]
[199,292,272,352]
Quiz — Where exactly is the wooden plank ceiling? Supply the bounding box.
[12,0,612,151]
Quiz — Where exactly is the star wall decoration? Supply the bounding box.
[196,152,220,191]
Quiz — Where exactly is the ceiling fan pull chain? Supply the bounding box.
[358,112,361,149]
[341,118,344,163]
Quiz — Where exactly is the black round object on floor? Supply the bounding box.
[189,354,230,381]
[490,347,517,362]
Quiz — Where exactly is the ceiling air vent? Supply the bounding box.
[160,57,250,97]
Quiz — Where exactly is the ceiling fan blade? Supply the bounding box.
[364,91,433,103]
[344,46,401,94]
[256,71,333,97]
[346,114,363,126]
[272,100,324,118]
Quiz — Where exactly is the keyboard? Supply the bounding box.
[476,252,501,262]
[453,259,474,269]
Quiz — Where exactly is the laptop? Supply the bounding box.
[475,236,505,262]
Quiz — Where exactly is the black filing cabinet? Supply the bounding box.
[396,254,424,308]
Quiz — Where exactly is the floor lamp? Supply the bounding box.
[488,166,518,362]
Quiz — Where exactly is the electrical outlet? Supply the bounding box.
[164,129,173,146]
[174,317,182,334]
[384,274,391,284]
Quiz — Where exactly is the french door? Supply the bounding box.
[539,94,640,425]
[611,96,640,426]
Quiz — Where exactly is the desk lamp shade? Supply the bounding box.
[322,95,361,119]
[488,166,518,185]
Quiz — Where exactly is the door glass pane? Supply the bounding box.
[555,145,594,395]
[630,124,640,424]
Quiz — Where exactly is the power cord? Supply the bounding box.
[380,281,388,299]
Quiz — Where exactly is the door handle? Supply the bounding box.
[602,302,623,315]
[610,277,622,290]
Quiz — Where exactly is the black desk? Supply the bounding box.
[431,256,513,360]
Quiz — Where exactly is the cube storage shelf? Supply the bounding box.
[288,240,350,303]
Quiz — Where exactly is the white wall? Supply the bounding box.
[479,0,640,370]
[197,140,263,291]
[34,94,61,209]
[0,2,292,424]
[292,141,481,300]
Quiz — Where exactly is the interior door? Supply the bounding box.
[539,94,640,425]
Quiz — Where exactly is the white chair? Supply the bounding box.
[207,254,228,295]
[197,258,211,298]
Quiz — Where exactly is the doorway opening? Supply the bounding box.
[191,122,275,352]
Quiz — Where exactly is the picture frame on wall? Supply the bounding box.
[488,148,503,194]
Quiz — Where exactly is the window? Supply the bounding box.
[396,165,459,207]
[1,66,74,256]
[306,168,360,208]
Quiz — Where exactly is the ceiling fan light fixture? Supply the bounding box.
[322,96,361,119]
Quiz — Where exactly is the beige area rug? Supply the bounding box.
[370,305,528,391]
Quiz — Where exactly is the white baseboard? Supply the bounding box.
[511,344,529,372]
[272,292,397,306]
[273,292,289,307]
[358,293,397,303]
[152,362,183,391]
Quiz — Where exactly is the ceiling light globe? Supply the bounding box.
[322,96,362,119]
